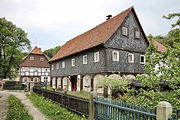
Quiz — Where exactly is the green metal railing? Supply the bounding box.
[95,96,156,120]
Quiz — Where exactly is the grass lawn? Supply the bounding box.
[67,91,89,99]
[42,85,90,99]
[6,95,33,120]
[26,93,87,120]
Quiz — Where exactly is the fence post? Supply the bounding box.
[89,91,96,120]
[157,101,172,120]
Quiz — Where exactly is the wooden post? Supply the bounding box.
[89,91,96,120]
[157,101,172,120]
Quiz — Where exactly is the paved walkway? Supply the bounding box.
[0,91,49,120]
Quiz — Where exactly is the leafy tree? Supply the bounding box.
[0,18,31,80]
[44,46,61,58]
[137,35,180,90]
[163,12,180,28]
[97,75,131,97]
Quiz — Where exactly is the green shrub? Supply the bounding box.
[6,95,33,120]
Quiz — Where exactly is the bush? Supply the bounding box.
[6,95,33,120]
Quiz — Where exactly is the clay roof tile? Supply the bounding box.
[49,6,133,62]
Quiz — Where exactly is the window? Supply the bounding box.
[128,53,134,63]
[40,57,44,61]
[62,61,65,68]
[112,51,119,61]
[56,63,59,69]
[33,77,38,83]
[34,68,38,72]
[84,78,89,87]
[30,57,34,60]
[45,68,48,72]
[44,77,48,82]
[122,26,128,36]
[94,52,100,62]
[63,78,67,85]
[51,64,54,70]
[135,30,140,39]
[140,55,145,64]
[24,77,28,83]
[24,67,29,71]
[71,58,75,66]
[83,55,87,64]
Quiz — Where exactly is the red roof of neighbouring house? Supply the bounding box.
[153,40,166,52]
[146,37,167,52]
[49,6,137,62]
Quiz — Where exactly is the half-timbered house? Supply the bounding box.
[49,6,166,95]
[18,46,50,83]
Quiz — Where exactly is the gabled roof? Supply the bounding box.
[50,6,137,62]
[18,46,50,67]
[30,46,44,54]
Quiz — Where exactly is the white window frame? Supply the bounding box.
[62,61,65,68]
[71,58,75,66]
[135,30,140,39]
[30,57,34,61]
[34,68,38,72]
[94,52,100,62]
[83,55,87,64]
[140,55,145,64]
[122,26,128,36]
[63,78,67,85]
[112,51,119,61]
[56,63,59,69]
[128,53,134,63]
[51,64,54,70]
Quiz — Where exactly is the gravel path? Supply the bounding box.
[0,91,49,120]
[0,91,10,120]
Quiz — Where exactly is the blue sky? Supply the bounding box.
[0,0,179,51]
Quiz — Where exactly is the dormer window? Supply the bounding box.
[122,26,128,36]
[40,57,44,61]
[128,53,134,63]
[135,30,140,39]
[71,58,75,66]
[140,55,145,64]
[30,57,34,60]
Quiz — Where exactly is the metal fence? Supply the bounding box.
[94,96,179,120]
[33,87,89,117]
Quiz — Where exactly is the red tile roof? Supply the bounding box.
[18,46,50,67]
[146,37,166,52]
[30,46,44,54]
[49,6,134,62]
[153,40,166,52]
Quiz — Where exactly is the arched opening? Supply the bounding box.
[33,77,38,83]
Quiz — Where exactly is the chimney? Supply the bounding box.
[106,15,112,20]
